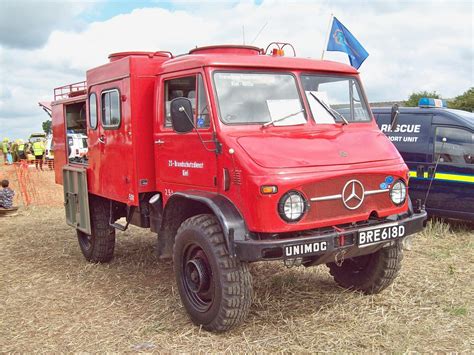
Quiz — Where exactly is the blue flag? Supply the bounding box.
[326,17,369,69]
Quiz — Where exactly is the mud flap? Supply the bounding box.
[63,165,91,234]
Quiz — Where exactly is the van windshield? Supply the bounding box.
[213,72,306,126]
[301,74,371,123]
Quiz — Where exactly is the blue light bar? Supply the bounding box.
[418,97,447,108]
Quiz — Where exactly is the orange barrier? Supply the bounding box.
[0,159,63,207]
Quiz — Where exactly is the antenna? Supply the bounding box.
[423,137,446,208]
[251,22,268,45]
[242,25,246,45]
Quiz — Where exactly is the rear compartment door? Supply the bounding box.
[98,80,133,203]
[86,79,133,204]
[63,166,91,234]
[154,72,218,194]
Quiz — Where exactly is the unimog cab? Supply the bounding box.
[52,44,427,332]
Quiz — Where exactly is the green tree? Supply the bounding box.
[42,120,52,135]
[405,90,441,107]
[448,87,474,112]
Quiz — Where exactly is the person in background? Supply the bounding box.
[0,179,15,209]
[2,138,9,164]
[17,139,26,160]
[10,140,19,162]
[32,139,46,170]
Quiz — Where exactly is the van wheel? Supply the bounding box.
[77,196,115,263]
[174,214,252,332]
[327,242,403,294]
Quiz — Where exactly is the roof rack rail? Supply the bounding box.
[54,81,87,101]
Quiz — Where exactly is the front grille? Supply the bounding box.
[302,173,395,221]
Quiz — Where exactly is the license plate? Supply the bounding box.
[358,223,406,247]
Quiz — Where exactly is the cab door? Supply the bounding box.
[154,72,218,195]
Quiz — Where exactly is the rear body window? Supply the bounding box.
[89,93,98,129]
[101,89,121,128]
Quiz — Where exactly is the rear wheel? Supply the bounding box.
[77,196,115,263]
[174,214,252,332]
[327,242,403,294]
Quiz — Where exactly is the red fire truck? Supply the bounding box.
[52,44,427,332]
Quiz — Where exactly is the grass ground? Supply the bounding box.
[0,205,472,352]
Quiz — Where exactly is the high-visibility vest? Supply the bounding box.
[18,144,25,152]
[1,142,8,153]
[32,141,45,156]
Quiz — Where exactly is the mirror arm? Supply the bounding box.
[180,106,218,153]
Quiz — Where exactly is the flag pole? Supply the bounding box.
[321,13,334,60]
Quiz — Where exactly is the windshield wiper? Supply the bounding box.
[262,109,305,128]
[309,92,348,125]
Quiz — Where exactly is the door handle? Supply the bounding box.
[98,135,105,144]
[416,165,424,178]
[427,166,436,179]
[154,139,165,145]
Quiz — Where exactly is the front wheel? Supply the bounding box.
[173,214,253,332]
[327,242,403,294]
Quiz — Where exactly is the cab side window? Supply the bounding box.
[89,93,98,130]
[196,75,210,128]
[435,127,473,164]
[101,89,121,128]
[164,74,210,129]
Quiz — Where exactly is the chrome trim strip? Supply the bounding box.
[310,189,389,202]
[364,189,390,196]
[310,194,342,202]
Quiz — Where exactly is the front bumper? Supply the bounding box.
[234,210,427,263]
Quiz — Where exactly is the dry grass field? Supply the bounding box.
[1,205,473,352]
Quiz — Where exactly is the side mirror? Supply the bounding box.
[170,97,194,134]
[390,103,400,131]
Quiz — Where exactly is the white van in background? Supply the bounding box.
[67,133,88,163]
[45,136,54,161]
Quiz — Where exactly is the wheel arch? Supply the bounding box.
[158,191,248,258]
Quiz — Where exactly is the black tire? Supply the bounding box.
[327,242,403,294]
[77,196,115,263]
[173,214,252,332]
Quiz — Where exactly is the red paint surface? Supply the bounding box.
[52,46,409,233]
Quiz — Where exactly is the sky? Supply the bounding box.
[0,0,472,140]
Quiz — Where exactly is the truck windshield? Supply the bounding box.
[213,72,306,126]
[301,74,371,123]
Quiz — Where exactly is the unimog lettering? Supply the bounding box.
[285,241,328,256]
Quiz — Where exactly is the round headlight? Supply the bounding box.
[278,191,307,222]
[390,180,407,205]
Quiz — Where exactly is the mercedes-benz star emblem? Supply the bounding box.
[342,179,365,210]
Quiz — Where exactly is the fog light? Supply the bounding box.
[278,190,307,222]
[390,180,407,205]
